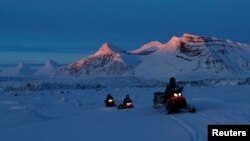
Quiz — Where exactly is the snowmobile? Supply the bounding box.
[117,100,134,110]
[153,89,196,114]
[104,98,116,107]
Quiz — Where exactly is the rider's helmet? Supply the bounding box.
[107,93,112,98]
[170,77,176,83]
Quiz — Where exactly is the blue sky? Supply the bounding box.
[1,0,250,65]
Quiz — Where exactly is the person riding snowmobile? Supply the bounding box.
[164,77,182,100]
[117,94,134,109]
[104,93,115,107]
[123,94,132,105]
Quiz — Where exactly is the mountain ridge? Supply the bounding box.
[2,33,250,80]
[55,33,250,80]
[135,33,250,80]
[55,43,136,77]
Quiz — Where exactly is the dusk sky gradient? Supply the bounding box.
[1,0,250,65]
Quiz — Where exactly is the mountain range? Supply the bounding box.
[1,33,250,80]
[56,33,250,80]
[0,62,35,76]
[0,60,60,77]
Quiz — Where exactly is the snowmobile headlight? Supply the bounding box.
[178,93,182,96]
[108,99,113,103]
[126,102,132,106]
[174,93,178,97]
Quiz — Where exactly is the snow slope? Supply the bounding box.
[0,77,250,141]
[2,33,250,81]
[135,33,250,80]
[53,33,250,80]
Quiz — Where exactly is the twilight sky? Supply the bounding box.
[0,0,250,65]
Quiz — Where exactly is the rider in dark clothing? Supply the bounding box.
[105,93,115,107]
[164,77,181,100]
[123,94,132,105]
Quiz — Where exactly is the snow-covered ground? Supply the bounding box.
[0,77,250,141]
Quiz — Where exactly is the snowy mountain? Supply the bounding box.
[56,33,250,80]
[0,62,35,76]
[54,33,250,80]
[55,43,140,77]
[130,41,164,55]
[33,60,60,76]
[135,33,250,80]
